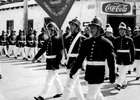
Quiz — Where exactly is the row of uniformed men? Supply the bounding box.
[0,16,139,100]
[0,27,49,61]
[104,23,140,80]
[31,16,140,100]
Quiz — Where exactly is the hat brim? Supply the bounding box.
[88,23,104,34]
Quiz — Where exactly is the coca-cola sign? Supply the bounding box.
[102,2,131,14]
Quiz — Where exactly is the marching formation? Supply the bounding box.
[0,16,140,100]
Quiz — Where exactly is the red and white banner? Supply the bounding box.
[35,0,75,29]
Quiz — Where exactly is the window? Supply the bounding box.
[7,20,14,32]
[28,19,33,29]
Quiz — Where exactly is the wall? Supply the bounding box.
[0,0,96,35]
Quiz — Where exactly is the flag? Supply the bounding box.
[35,0,75,29]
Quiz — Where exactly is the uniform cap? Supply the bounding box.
[69,17,81,27]
[88,16,104,34]
[105,23,111,29]
[118,22,127,29]
[106,26,113,33]
[127,27,131,31]
[134,26,140,32]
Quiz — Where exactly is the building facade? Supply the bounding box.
[0,0,140,36]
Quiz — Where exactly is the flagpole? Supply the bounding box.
[23,0,28,35]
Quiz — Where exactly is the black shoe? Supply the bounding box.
[6,55,10,58]
[28,55,31,58]
[104,77,109,80]
[116,73,119,77]
[115,84,121,91]
[127,71,131,75]
[37,60,41,63]
[23,57,29,61]
[122,85,127,89]
[53,94,62,98]
[133,68,136,72]
[135,77,140,80]
[14,57,17,59]
[34,96,44,100]
[0,75,2,79]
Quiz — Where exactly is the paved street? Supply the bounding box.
[0,55,140,100]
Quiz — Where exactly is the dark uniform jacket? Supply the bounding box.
[64,32,86,69]
[133,35,140,60]
[104,35,116,46]
[70,36,116,84]
[114,36,135,65]
[8,34,17,45]
[16,34,26,47]
[38,33,45,48]
[0,34,8,46]
[26,33,37,47]
[34,36,63,70]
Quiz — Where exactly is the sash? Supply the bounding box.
[66,33,82,62]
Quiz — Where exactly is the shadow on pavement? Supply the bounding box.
[24,64,46,68]
[59,72,67,75]
[101,88,119,97]
[33,68,46,70]
[44,97,54,100]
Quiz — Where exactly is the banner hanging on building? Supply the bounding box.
[35,0,75,29]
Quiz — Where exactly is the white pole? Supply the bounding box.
[23,0,28,34]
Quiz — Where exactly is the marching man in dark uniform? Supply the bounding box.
[7,30,17,57]
[14,30,27,60]
[37,27,47,62]
[33,22,63,100]
[126,27,133,74]
[25,28,38,60]
[69,16,116,100]
[61,17,86,100]
[104,23,116,80]
[114,22,135,90]
[133,26,140,80]
[0,30,9,57]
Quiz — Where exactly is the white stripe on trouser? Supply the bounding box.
[8,45,16,55]
[25,47,37,59]
[86,84,104,100]
[14,47,26,57]
[128,64,134,72]
[134,60,140,77]
[117,65,129,86]
[0,46,3,55]
[0,45,8,55]
[40,70,63,98]
[0,62,2,75]
[61,69,84,100]
[105,59,109,77]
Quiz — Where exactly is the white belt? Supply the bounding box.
[67,54,78,57]
[117,50,129,53]
[86,61,105,66]
[46,55,56,59]
[18,41,25,42]
[135,49,140,51]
